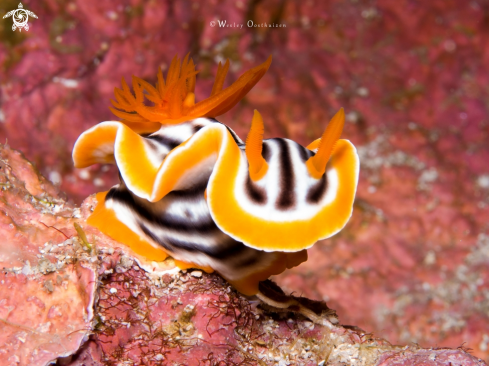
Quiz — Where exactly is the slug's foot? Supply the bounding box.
[255,280,339,328]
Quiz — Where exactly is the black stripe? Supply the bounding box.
[139,222,174,252]
[261,142,271,162]
[167,180,207,198]
[275,139,295,209]
[117,173,208,200]
[206,119,242,145]
[139,222,246,260]
[211,241,246,259]
[307,174,328,203]
[245,175,267,204]
[145,134,181,150]
[234,252,259,268]
[106,186,118,201]
[224,125,243,145]
[298,145,314,162]
[107,187,218,234]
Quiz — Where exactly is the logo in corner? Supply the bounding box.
[3,3,38,32]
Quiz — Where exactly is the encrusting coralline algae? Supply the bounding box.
[0,144,486,365]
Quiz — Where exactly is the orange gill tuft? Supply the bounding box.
[109,54,272,125]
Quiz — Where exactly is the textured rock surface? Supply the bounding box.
[0,146,486,365]
[0,145,96,366]
[1,0,488,362]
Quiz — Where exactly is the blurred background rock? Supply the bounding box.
[1,0,488,361]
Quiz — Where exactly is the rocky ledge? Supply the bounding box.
[0,144,485,366]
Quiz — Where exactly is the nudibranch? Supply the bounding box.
[73,55,359,296]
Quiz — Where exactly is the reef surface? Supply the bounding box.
[0,144,486,365]
[1,0,488,362]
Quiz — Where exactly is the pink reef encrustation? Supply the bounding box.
[0,145,96,365]
[0,143,486,365]
[1,0,489,363]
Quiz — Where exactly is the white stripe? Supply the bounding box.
[107,195,277,281]
[233,139,339,222]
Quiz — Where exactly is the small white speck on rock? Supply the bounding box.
[477,174,489,189]
[356,86,369,97]
[109,288,117,294]
[443,39,456,52]
[77,169,90,180]
[49,171,62,185]
[93,178,105,187]
[190,270,202,278]
[346,111,360,124]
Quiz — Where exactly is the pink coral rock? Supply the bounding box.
[0,145,97,366]
[0,143,486,365]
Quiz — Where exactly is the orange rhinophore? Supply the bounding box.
[246,110,268,181]
[73,55,359,296]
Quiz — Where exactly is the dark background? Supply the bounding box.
[1,0,488,360]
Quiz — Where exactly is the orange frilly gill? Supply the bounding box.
[72,55,359,296]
